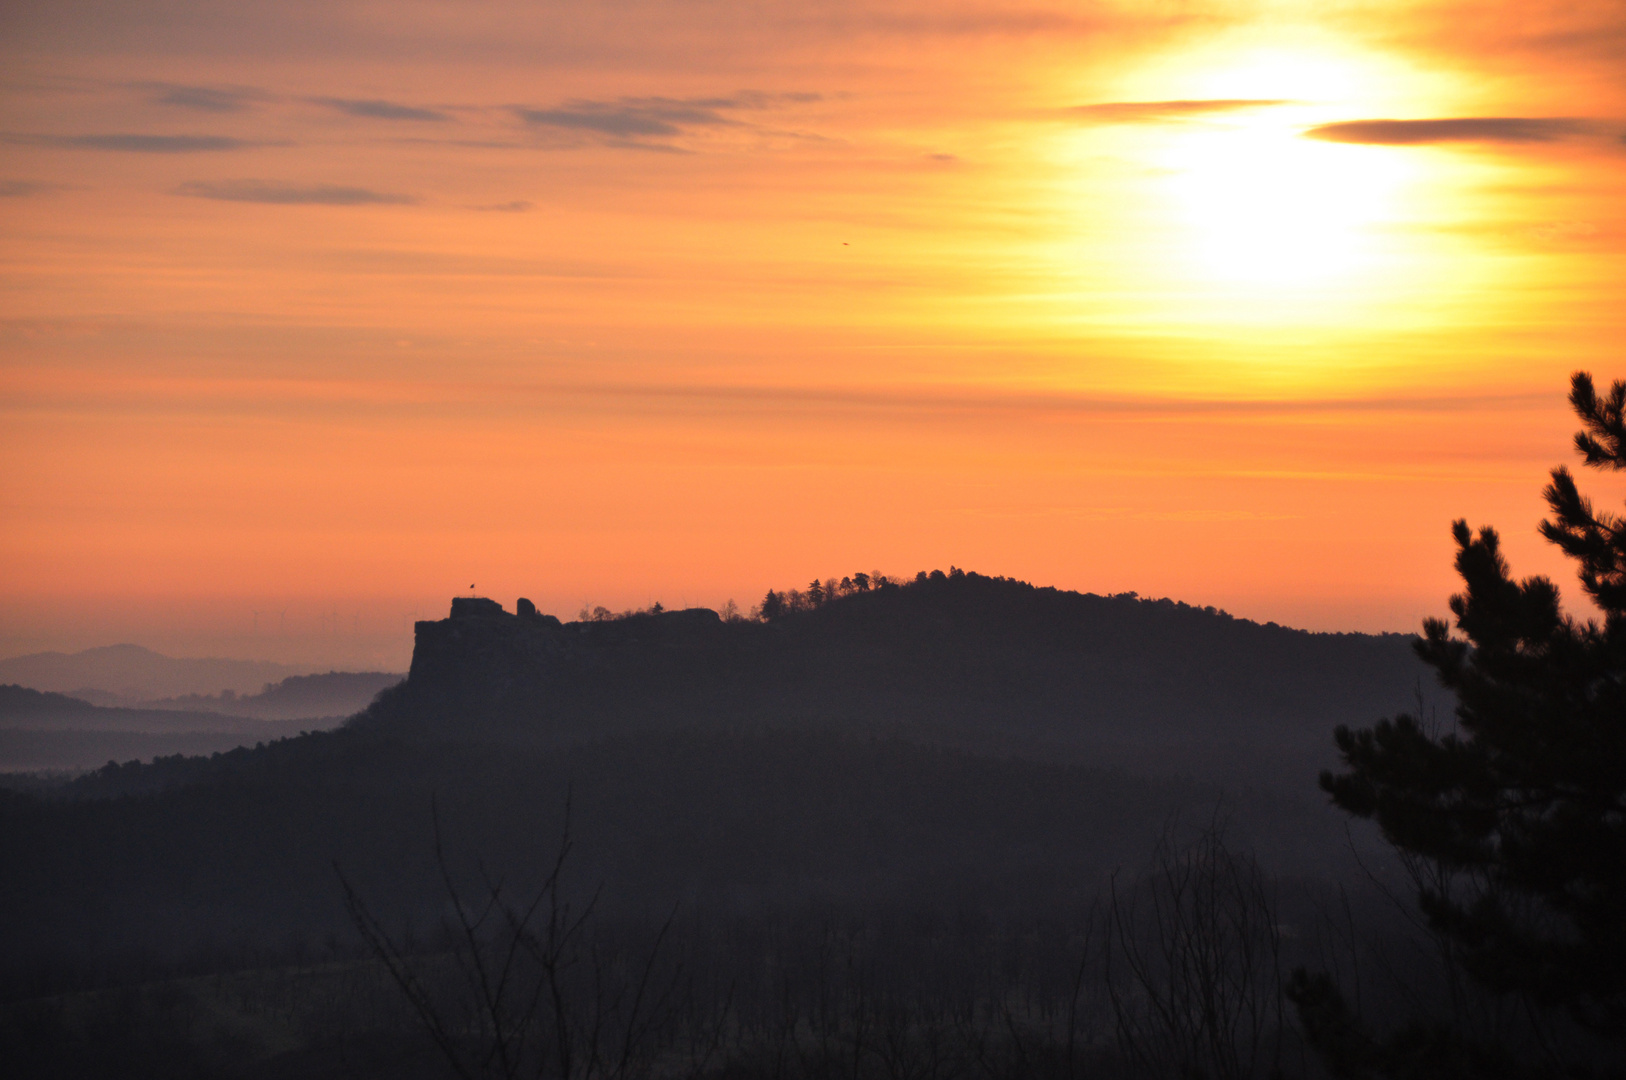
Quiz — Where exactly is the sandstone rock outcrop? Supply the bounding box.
[396,597,727,730]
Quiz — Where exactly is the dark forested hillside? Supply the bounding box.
[0,728,1359,993]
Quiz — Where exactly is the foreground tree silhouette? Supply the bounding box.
[1298,372,1626,1065]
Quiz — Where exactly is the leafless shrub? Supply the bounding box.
[1105,817,1286,1080]
[337,798,691,1080]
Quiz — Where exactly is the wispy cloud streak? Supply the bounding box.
[175,179,415,205]
[515,92,820,146]
[310,97,450,121]
[1304,117,1601,145]
[0,179,56,197]
[1,372,1561,426]
[1072,99,1290,122]
[133,82,274,112]
[8,133,263,152]
[517,98,737,138]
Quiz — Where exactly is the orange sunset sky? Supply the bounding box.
[2,0,1624,668]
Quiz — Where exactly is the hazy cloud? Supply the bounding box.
[583,383,1560,422]
[9,133,262,152]
[1304,117,1599,145]
[175,179,415,205]
[1073,99,1290,122]
[518,98,735,138]
[310,97,450,122]
[516,92,821,145]
[472,200,533,212]
[133,82,274,112]
[0,180,56,197]
[1384,4,1626,79]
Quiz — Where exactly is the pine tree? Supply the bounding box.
[1319,372,1626,1037]
[759,589,785,621]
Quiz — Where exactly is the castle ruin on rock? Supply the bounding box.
[396,597,729,728]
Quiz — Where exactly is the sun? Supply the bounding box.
[1083,42,1428,297]
[1156,111,1410,288]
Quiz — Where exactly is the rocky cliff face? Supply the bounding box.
[397,597,730,726]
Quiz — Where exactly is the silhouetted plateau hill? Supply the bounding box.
[362,573,1438,795]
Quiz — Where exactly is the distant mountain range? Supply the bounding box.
[0,684,267,733]
[0,644,301,702]
[116,671,404,720]
[0,672,402,771]
[0,683,367,772]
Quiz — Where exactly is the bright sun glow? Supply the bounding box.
[1104,46,1425,293]
[1158,112,1411,288]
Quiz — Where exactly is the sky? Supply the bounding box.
[2,0,1623,668]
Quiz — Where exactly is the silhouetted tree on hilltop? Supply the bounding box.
[759,570,909,620]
